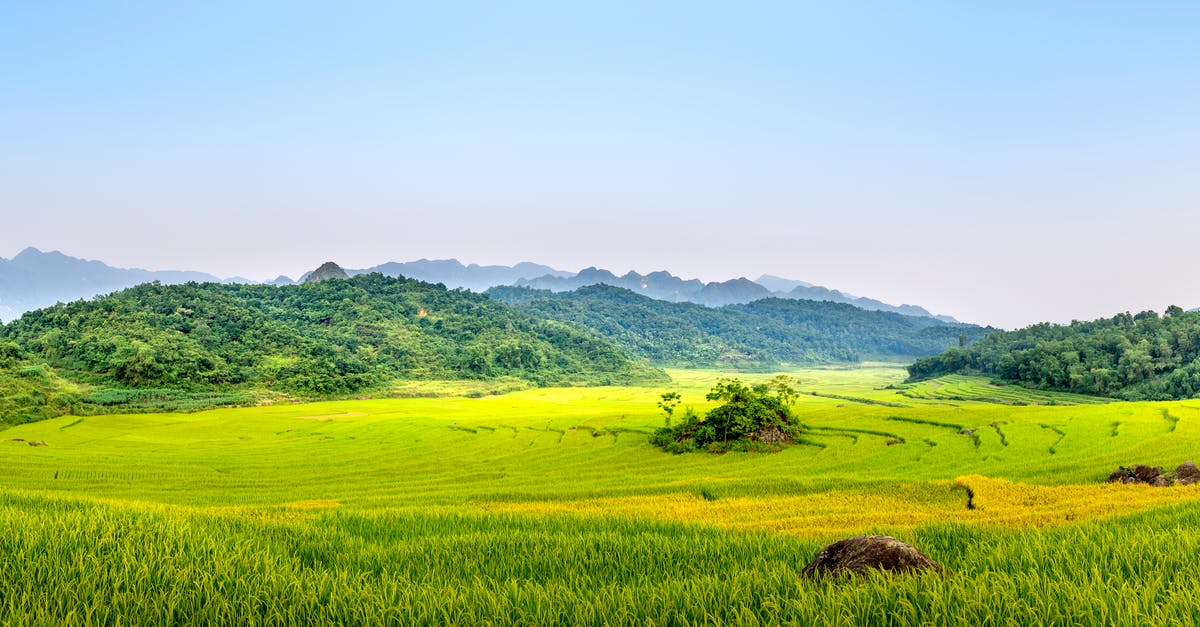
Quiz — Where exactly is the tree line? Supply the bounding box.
[908,306,1200,400]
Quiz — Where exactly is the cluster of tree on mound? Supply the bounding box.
[651,376,802,453]
[0,275,666,401]
[908,307,1200,400]
[488,285,990,367]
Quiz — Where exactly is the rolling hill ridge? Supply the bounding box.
[489,284,989,367]
[0,273,665,413]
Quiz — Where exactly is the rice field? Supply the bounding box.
[896,373,1113,406]
[4,365,1200,625]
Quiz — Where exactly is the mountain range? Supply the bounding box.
[0,248,221,323]
[514,268,957,320]
[0,247,957,323]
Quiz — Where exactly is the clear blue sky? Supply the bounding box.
[2,1,1198,328]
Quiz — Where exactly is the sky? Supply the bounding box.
[2,1,1198,329]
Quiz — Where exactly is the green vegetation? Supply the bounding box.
[0,341,83,425]
[909,306,1200,400]
[0,339,263,425]
[6,366,1200,623]
[652,376,801,452]
[0,276,664,418]
[489,284,992,366]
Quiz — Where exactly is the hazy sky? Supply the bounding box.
[3,2,1198,328]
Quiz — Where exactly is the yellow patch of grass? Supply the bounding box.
[955,474,1200,526]
[479,477,1200,538]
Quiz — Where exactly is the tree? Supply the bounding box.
[657,391,681,426]
[651,377,801,453]
[764,374,799,406]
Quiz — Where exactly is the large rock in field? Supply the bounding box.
[1176,461,1200,486]
[801,536,942,577]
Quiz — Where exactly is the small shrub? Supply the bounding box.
[15,365,47,378]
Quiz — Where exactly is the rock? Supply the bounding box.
[1176,461,1200,486]
[750,425,788,443]
[801,535,942,577]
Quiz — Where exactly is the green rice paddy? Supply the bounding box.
[4,366,1200,625]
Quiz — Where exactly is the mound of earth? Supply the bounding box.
[1106,461,1200,487]
[801,535,942,577]
[1177,461,1200,485]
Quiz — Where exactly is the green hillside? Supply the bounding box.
[0,342,84,426]
[489,284,990,366]
[0,275,664,413]
[908,306,1200,400]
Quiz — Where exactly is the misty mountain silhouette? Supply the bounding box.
[0,248,221,322]
[0,248,958,323]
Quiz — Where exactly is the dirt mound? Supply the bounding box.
[801,535,942,577]
[1176,461,1200,486]
[1107,462,1200,487]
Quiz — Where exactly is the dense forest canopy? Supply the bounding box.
[908,306,1200,400]
[0,275,665,398]
[489,284,990,367]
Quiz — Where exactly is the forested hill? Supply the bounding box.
[0,275,665,398]
[907,307,1200,400]
[488,285,990,366]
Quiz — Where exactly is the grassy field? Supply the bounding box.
[5,365,1200,624]
[895,373,1114,406]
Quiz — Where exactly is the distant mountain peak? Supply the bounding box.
[11,247,74,263]
[304,262,349,283]
[346,258,571,291]
[755,274,814,292]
